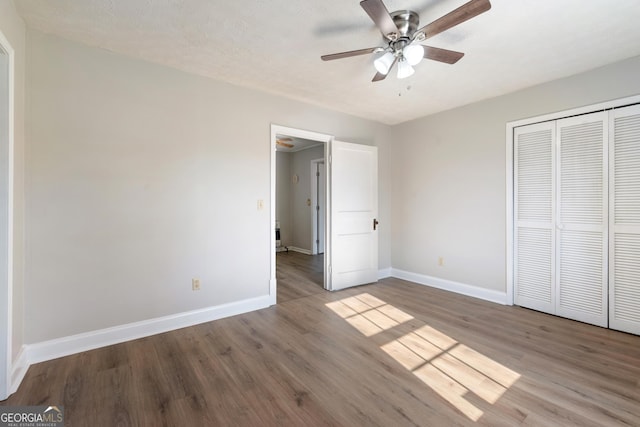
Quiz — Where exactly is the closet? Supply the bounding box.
[514,104,640,335]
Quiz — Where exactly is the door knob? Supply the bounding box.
[373,219,379,230]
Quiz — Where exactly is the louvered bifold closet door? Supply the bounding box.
[610,105,640,335]
[514,122,555,314]
[556,112,608,327]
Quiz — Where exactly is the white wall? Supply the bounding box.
[276,146,325,251]
[391,55,640,294]
[275,151,291,247]
[0,0,26,379]
[25,30,392,344]
[290,146,324,252]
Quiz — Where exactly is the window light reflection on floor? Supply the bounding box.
[326,293,521,422]
[325,293,414,337]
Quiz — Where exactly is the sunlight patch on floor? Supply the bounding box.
[325,293,414,337]
[327,293,521,421]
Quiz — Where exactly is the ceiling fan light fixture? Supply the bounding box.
[397,58,414,79]
[403,44,424,66]
[321,0,492,82]
[374,51,395,75]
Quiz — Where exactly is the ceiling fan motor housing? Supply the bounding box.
[388,10,420,53]
[391,10,419,38]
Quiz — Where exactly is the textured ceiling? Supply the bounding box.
[15,0,640,125]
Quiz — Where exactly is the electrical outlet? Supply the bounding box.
[192,278,201,291]
[438,257,444,267]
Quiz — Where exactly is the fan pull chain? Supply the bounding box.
[398,84,412,97]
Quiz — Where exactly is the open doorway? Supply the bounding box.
[270,125,379,304]
[273,131,326,303]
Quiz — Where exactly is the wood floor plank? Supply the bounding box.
[276,251,324,303]
[2,258,640,426]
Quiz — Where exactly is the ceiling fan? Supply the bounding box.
[321,0,491,82]
[276,137,294,148]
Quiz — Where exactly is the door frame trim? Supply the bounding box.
[270,125,332,304]
[310,158,324,256]
[0,28,15,400]
[505,94,640,307]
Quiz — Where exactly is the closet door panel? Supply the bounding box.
[556,113,608,327]
[610,105,640,335]
[514,122,555,313]
[558,229,606,321]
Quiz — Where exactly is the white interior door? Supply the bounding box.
[311,159,325,255]
[556,112,608,327]
[317,162,325,254]
[514,122,556,314]
[609,104,640,335]
[328,140,378,291]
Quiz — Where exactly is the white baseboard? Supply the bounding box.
[288,246,312,255]
[378,268,392,279]
[10,345,28,394]
[390,268,508,305]
[269,278,277,306]
[26,295,271,365]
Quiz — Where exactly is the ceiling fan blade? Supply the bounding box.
[372,72,387,82]
[372,56,398,82]
[360,0,399,40]
[422,46,465,64]
[417,0,491,40]
[321,47,379,61]
[277,137,293,142]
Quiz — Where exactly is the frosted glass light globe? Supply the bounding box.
[403,44,424,66]
[374,52,395,75]
[397,58,415,79]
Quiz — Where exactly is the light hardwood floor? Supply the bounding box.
[2,257,640,426]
